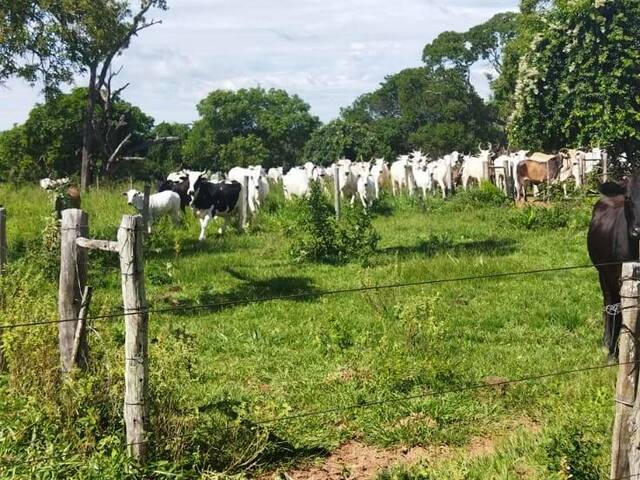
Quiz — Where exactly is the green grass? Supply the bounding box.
[0,183,612,479]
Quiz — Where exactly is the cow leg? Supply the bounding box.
[219,215,230,235]
[598,266,623,358]
[199,214,211,241]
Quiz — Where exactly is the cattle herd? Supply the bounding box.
[36,145,609,240]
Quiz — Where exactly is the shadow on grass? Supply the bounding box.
[196,398,329,472]
[381,236,518,259]
[155,268,321,316]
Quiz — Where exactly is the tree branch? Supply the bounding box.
[105,132,132,172]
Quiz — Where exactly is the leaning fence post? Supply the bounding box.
[0,207,6,275]
[58,209,89,372]
[118,214,149,462]
[333,165,341,220]
[611,262,640,479]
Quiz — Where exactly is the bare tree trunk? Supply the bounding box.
[81,66,97,192]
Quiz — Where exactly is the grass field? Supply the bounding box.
[0,182,614,479]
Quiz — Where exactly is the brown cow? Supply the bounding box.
[516,151,569,201]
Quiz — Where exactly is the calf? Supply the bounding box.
[124,189,181,233]
[587,176,640,358]
[186,172,242,240]
[356,174,376,208]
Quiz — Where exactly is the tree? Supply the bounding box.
[183,87,320,171]
[0,88,154,182]
[340,67,498,159]
[302,119,387,166]
[509,0,640,166]
[144,122,191,178]
[422,31,475,81]
[0,1,168,190]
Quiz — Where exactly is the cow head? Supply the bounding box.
[123,189,144,211]
[186,170,207,203]
[600,176,640,238]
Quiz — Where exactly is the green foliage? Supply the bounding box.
[545,427,600,480]
[302,119,388,165]
[341,67,499,159]
[452,181,510,209]
[144,122,191,179]
[509,0,640,166]
[509,204,572,230]
[289,180,380,263]
[183,87,320,171]
[0,88,154,182]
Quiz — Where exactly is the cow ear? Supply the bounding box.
[122,192,128,196]
[599,181,626,197]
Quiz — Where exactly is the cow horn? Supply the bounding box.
[487,142,493,151]
[478,143,483,152]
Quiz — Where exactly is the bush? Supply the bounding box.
[289,181,380,263]
[545,427,600,480]
[452,181,510,209]
[509,204,571,230]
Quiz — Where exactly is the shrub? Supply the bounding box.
[452,181,510,209]
[545,427,600,480]
[290,180,380,263]
[509,204,571,230]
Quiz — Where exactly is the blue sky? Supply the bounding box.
[0,0,518,131]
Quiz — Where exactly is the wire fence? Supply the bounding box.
[0,260,622,332]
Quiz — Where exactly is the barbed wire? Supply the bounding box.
[1,359,631,471]
[0,260,620,332]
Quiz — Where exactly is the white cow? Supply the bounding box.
[124,189,181,233]
[335,163,358,203]
[267,167,283,184]
[356,174,377,208]
[460,145,494,190]
[390,155,415,196]
[411,163,433,198]
[431,158,453,199]
[370,158,390,199]
[282,167,311,200]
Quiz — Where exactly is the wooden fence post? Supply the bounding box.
[237,176,249,232]
[611,262,640,479]
[482,161,490,184]
[334,165,341,221]
[603,150,609,183]
[504,164,513,199]
[404,164,412,196]
[118,215,149,462]
[0,207,6,275]
[142,185,150,234]
[0,207,6,371]
[58,209,89,372]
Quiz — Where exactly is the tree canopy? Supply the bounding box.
[339,67,498,159]
[508,0,640,164]
[0,88,154,182]
[183,87,320,171]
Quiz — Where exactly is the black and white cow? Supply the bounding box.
[186,171,242,240]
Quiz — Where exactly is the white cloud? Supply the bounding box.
[0,0,518,130]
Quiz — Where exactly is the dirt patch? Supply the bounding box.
[269,441,449,480]
[262,416,542,480]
